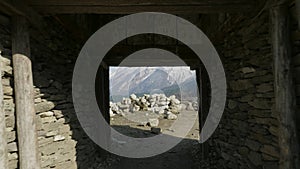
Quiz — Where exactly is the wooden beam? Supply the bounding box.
[104,58,200,67]
[26,0,257,14]
[103,45,202,67]
[12,16,41,169]
[270,4,300,169]
[0,56,8,169]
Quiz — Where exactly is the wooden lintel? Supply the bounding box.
[26,0,257,14]
[12,15,41,169]
[104,59,201,67]
[270,4,300,169]
[103,44,201,67]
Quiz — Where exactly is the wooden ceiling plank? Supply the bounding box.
[26,0,256,13]
[30,5,254,14]
[27,0,254,6]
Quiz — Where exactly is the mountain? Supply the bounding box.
[109,67,198,101]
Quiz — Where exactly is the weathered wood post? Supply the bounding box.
[195,65,210,158]
[0,55,8,169]
[12,16,41,169]
[270,4,300,169]
[97,62,110,123]
[95,62,110,153]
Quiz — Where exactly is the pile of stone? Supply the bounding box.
[109,94,197,120]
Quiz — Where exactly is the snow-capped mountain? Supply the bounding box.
[109,67,198,101]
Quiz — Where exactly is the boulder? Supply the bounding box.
[151,127,161,134]
[130,94,137,100]
[148,118,159,127]
[109,108,115,117]
[118,104,130,110]
[110,103,119,112]
[132,104,140,112]
[179,104,187,111]
[166,112,177,120]
[171,98,180,105]
[186,102,195,111]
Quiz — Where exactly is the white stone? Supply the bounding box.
[158,109,165,115]
[186,102,195,111]
[130,94,137,100]
[1,56,11,65]
[46,130,58,137]
[132,104,140,112]
[180,104,187,110]
[158,101,168,106]
[54,135,65,142]
[111,103,119,112]
[34,98,42,103]
[171,98,180,105]
[148,118,159,127]
[166,112,177,120]
[110,108,115,117]
[40,111,54,118]
[118,104,130,110]
[141,98,147,103]
[169,95,176,100]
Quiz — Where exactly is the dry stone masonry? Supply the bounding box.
[1,6,299,169]
[1,16,103,169]
[110,94,198,124]
[1,34,18,169]
[291,4,300,149]
[193,12,281,169]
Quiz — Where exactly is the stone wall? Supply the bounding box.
[0,17,18,169]
[291,2,300,147]
[0,15,102,169]
[200,12,280,169]
[1,10,298,169]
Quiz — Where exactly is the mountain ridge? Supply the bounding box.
[109,67,198,102]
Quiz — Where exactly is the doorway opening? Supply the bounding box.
[109,66,200,139]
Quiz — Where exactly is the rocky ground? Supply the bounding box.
[88,94,201,169]
[89,112,200,169]
[110,94,198,125]
[86,93,205,169]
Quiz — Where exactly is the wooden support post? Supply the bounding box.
[97,62,110,124]
[195,66,210,158]
[271,4,300,169]
[0,56,8,169]
[12,16,40,169]
[95,62,110,154]
[103,64,110,124]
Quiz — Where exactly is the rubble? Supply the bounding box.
[109,94,197,117]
